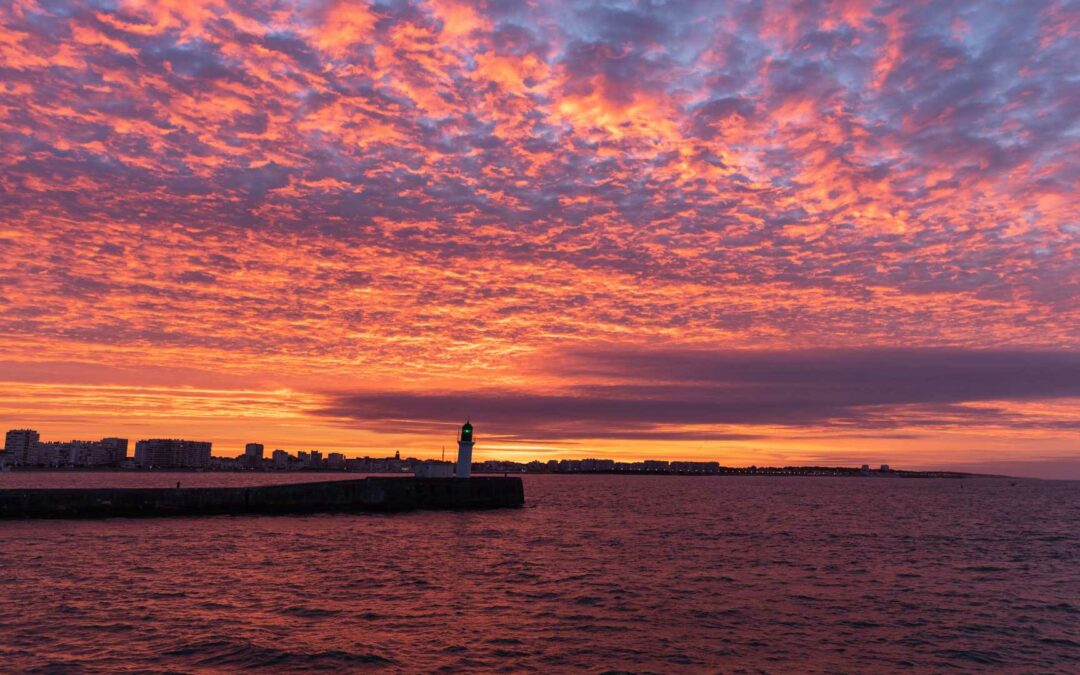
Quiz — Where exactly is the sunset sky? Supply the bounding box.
[1,0,1077,477]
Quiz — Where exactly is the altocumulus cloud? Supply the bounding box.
[0,0,1077,463]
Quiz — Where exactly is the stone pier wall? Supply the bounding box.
[0,477,524,518]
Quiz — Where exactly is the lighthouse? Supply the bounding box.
[455,420,474,478]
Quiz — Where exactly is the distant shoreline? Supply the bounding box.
[1,466,976,479]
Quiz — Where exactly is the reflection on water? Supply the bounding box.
[0,474,1077,671]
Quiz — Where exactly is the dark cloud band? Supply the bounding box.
[316,348,1080,439]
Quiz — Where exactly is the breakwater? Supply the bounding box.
[0,477,524,518]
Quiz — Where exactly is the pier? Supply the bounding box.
[0,477,525,519]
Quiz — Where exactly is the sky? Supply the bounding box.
[1,0,1077,478]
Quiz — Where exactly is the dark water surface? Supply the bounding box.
[0,474,1076,672]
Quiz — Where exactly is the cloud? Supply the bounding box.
[314,348,1080,439]
[561,347,1080,404]
[0,0,1077,462]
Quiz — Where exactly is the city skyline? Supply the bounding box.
[0,423,1038,480]
[1,1,1078,479]
[4,424,933,478]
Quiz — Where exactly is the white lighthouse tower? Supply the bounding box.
[455,420,474,478]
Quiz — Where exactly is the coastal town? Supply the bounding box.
[2,428,960,478]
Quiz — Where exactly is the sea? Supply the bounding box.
[0,473,1077,673]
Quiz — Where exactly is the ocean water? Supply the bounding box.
[0,474,1076,672]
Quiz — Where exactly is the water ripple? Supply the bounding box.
[0,474,1077,672]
